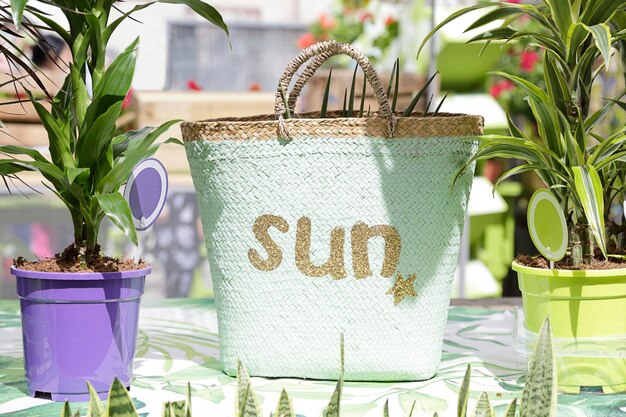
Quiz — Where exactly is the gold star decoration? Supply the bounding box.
[386,272,417,305]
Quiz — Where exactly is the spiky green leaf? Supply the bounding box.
[275,389,295,417]
[471,392,494,417]
[106,377,137,417]
[519,320,556,417]
[458,364,471,417]
[86,382,105,417]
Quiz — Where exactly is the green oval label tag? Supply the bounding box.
[528,189,568,262]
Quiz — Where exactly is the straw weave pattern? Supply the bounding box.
[184,120,481,380]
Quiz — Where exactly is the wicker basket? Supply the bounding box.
[182,42,483,381]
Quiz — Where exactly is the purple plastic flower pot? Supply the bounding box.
[12,266,150,402]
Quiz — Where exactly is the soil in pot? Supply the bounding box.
[14,243,148,273]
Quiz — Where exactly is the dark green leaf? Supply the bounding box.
[348,64,357,117]
[403,71,438,116]
[95,193,138,246]
[321,68,333,119]
[156,0,229,38]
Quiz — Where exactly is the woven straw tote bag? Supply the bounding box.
[182,42,483,381]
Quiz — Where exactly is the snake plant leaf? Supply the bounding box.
[61,401,72,417]
[391,58,400,113]
[349,64,357,117]
[275,389,295,417]
[95,192,138,246]
[403,71,438,117]
[325,333,345,417]
[471,392,493,417]
[457,364,471,417]
[408,401,416,417]
[383,399,389,417]
[86,381,105,417]
[236,361,257,415]
[163,400,186,417]
[239,384,263,417]
[359,72,366,117]
[583,24,613,70]
[504,399,516,417]
[434,92,448,116]
[324,378,343,417]
[186,382,192,417]
[9,0,28,28]
[571,165,607,257]
[520,320,556,417]
[386,59,397,100]
[321,68,333,118]
[106,377,137,417]
[156,1,229,38]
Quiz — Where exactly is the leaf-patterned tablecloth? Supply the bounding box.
[0,299,624,417]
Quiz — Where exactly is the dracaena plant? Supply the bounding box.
[0,1,228,265]
[419,0,626,267]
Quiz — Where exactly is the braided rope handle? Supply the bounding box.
[275,41,397,140]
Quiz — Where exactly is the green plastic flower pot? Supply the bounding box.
[513,261,626,393]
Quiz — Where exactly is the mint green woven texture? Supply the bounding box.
[185,136,478,381]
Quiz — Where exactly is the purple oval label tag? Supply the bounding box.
[123,158,168,231]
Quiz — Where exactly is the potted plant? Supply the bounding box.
[0,1,227,401]
[420,0,626,393]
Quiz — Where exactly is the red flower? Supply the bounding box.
[505,0,521,3]
[319,14,336,31]
[490,80,515,99]
[297,33,317,49]
[490,84,504,99]
[186,80,202,91]
[384,16,397,27]
[520,50,540,72]
[122,87,134,110]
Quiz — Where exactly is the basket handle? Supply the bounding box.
[275,41,397,140]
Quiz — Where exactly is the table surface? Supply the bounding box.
[0,299,624,417]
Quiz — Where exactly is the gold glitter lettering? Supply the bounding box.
[248,214,289,271]
[351,222,401,278]
[295,217,347,280]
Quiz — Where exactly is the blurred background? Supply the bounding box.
[0,0,624,299]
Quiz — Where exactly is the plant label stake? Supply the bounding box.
[527,189,568,269]
[123,158,169,265]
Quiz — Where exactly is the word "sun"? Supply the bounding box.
[248,214,401,280]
